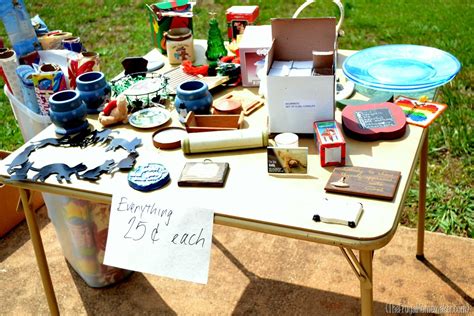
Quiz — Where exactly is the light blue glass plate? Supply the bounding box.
[343,44,461,90]
[346,74,452,92]
[344,71,456,91]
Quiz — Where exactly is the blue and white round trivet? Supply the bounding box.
[127,163,170,191]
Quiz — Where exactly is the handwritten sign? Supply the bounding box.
[355,108,396,130]
[324,166,401,200]
[104,193,214,284]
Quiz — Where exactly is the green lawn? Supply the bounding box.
[0,0,472,237]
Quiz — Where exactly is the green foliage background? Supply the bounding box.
[0,0,472,237]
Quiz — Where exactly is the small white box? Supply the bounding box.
[289,68,312,77]
[265,18,337,134]
[268,65,290,77]
[238,25,272,87]
[291,60,313,69]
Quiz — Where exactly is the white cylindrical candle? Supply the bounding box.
[274,132,299,148]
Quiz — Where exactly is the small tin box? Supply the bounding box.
[313,120,346,167]
[225,5,259,41]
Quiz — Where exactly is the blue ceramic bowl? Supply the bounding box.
[48,90,89,135]
[49,90,82,112]
[174,80,213,114]
[76,71,111,114]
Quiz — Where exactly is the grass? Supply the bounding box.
[0,0,472,237]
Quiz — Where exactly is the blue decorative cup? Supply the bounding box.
[76,71,111,114]
[48,90,89,135]
[174,80,213,115]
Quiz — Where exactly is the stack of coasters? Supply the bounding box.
[178,160,229,187]
[128,163,170,191]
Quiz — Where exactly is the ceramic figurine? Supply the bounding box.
[98,95,129,127]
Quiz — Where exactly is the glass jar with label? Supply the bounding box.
[164,28,195,65]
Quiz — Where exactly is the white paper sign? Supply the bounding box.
[104,193,214,284]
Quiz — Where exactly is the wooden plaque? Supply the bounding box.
[324,166,401,200]
[178,161,230,187]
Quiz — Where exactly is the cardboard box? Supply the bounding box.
[313,120,346,167]
[0,151,44,237]
[146,3,193,54]
[265,18,337,134]
[226,5,259,41]
[238,25,272,87]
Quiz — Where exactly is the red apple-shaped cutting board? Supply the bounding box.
[342,102,407,141]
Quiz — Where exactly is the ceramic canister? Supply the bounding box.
[62,36,83,53]
[164,28,195,65]
[48,90,89,135]
[68,51,100,89]
[76,71,111,114]
[174,80,213,115]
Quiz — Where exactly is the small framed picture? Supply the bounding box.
[267,147,308,174]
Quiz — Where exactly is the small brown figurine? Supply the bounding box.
[98,94,129,127]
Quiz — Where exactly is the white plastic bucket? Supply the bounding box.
[4,85,51,141]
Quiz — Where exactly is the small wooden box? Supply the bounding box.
[313,120,346,167]
[185,111,244,133]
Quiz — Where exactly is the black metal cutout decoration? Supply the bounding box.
[33,137,67,149]
[80,159,115,181]
[7,127,141,183]
[61,126,95,148]
[10,161,33,181]
[114,152,139,171]
[6,144,37,174]
[90,129,116,145]
[31,163,87,182]
[105,137,142,153]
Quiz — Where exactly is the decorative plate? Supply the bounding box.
[128,107,171,129]
[343,44,460,91]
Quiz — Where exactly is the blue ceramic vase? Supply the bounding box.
[76,71,111,114]
[174,80,212,114]
[48,90,89,135]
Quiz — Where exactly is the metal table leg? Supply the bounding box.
[417,129,429,259]
[359,250,374,316]
[340,247,374,315]
[19,188,59,315]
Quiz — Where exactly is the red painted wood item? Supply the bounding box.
[341,102,407,141]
